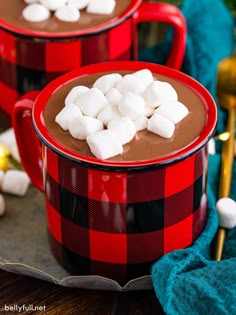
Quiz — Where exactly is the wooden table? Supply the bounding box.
[0,269,165,314]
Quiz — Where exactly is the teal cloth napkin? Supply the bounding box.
[139,0,236,314]
[152,155,236,315]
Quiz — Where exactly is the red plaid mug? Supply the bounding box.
[0,0,186,116]
[12,61,217,285]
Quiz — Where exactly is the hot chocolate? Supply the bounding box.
[44,71,206,162]
[0,0,131,34]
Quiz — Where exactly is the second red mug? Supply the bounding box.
[0,0,186,115]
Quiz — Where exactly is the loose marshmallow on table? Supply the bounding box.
[87,0,116,15]
[9,142,21,163]
[108,117,136,145]
[119,92,146,120]
[155,100,189,124]
[97,105,123,126]
[67,0,90,10]
[87,130,123,160]
[93,73,122,95]
[55,5,80,22]
[22,3,51,22]
[216,197,236,229]
[105,88,122,106]
[55,103,82,130]
[0,128,16,150]
[116,74,147,95]
[65,86,89,106]
[69,115,103,140]
[148,113,175,138]
[0,194,5,217]
[40,0,67,11]
[143,81,178,108]
[76,88,108,117]
[208,138,216,155]
[2,170,30,197]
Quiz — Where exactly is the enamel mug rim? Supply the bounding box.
[32,60,218,170]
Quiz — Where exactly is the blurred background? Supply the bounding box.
[139,0,236,49]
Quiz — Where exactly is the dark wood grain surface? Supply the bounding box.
[0,269,165,314]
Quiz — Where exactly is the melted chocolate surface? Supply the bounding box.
[44,71,206,162]
[0,0,131,34]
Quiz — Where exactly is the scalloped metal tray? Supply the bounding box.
[0,185,153,291]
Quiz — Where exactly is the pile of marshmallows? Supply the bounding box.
[23,0,116,22]
[55,69,189,160]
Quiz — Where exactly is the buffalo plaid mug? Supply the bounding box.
[12,61,217,285]
[0,0,186,116]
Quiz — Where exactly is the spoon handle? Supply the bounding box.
[219,106,236,197]
[214,105,236,261]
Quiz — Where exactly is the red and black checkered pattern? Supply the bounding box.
[0,18,132,115]
[43,145,208,285]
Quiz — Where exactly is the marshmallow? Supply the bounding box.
[2,170,30,196]
[69,115,103,140]
[9,143,21,163]
[144,106,155,118]
[155,101,188,124]
[108,117,136,145]
[87,129,123,160]
[133,69,154,89]
[55,5,80,22]
[133,117,148,131]
[148,113,175,138]
[0,128,16,150]
[25,0,39,3]
[216,197,236,229]
[87,0,116,15]
[55,103,82,130]
[116,74,146,95]
[67,0,90,10]
[0,170,5,189]
[119,92,146,120]
[105,88,122,106]
[0,194,5,217]
[57,70,190,160]
[97,104,123,126]
[143,81,178,108]
[22,3,50,22]
[77,88,108,117]
[40,0,67,11]
[208,138,216,155]
[93,73,122,95]
[65,86,89,106]
[207,138,216,155]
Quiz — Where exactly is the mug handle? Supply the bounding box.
[133,1,187,70]
[12,91,44,192]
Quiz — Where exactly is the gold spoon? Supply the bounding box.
[214,55,236,261]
